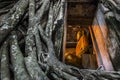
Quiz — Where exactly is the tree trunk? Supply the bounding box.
[0,0,120,80]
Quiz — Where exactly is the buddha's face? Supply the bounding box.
[82,30,85,35]
[77,29,84,41]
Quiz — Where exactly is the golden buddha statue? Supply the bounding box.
[76,29,89,58]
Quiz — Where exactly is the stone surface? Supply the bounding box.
[81,54,97,69]
[67,0,98,25]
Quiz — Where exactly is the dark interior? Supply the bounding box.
[64,0,99,69]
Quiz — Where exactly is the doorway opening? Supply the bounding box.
[64,0,99,69]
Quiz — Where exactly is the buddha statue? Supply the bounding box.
[76,29,89,58]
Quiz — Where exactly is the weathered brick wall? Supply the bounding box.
[67,0,98,25]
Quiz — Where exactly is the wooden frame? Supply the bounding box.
[62,0,114,71]
[90,7,114,71]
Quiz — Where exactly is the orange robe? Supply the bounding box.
[76,33,88,58]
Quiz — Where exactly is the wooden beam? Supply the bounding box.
[66,42,77,48]
[62,2,67,62]
[68,17,93,21]
[67,19,92,25]
[67,15,94,19]
[67,0,95,3]
[96,8,108,42]
[91,17,114,71]
[90,27,101,69]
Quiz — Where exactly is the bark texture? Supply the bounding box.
[100,0,120,71]
[0,0,120,80]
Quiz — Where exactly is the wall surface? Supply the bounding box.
[67,0,98,26]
